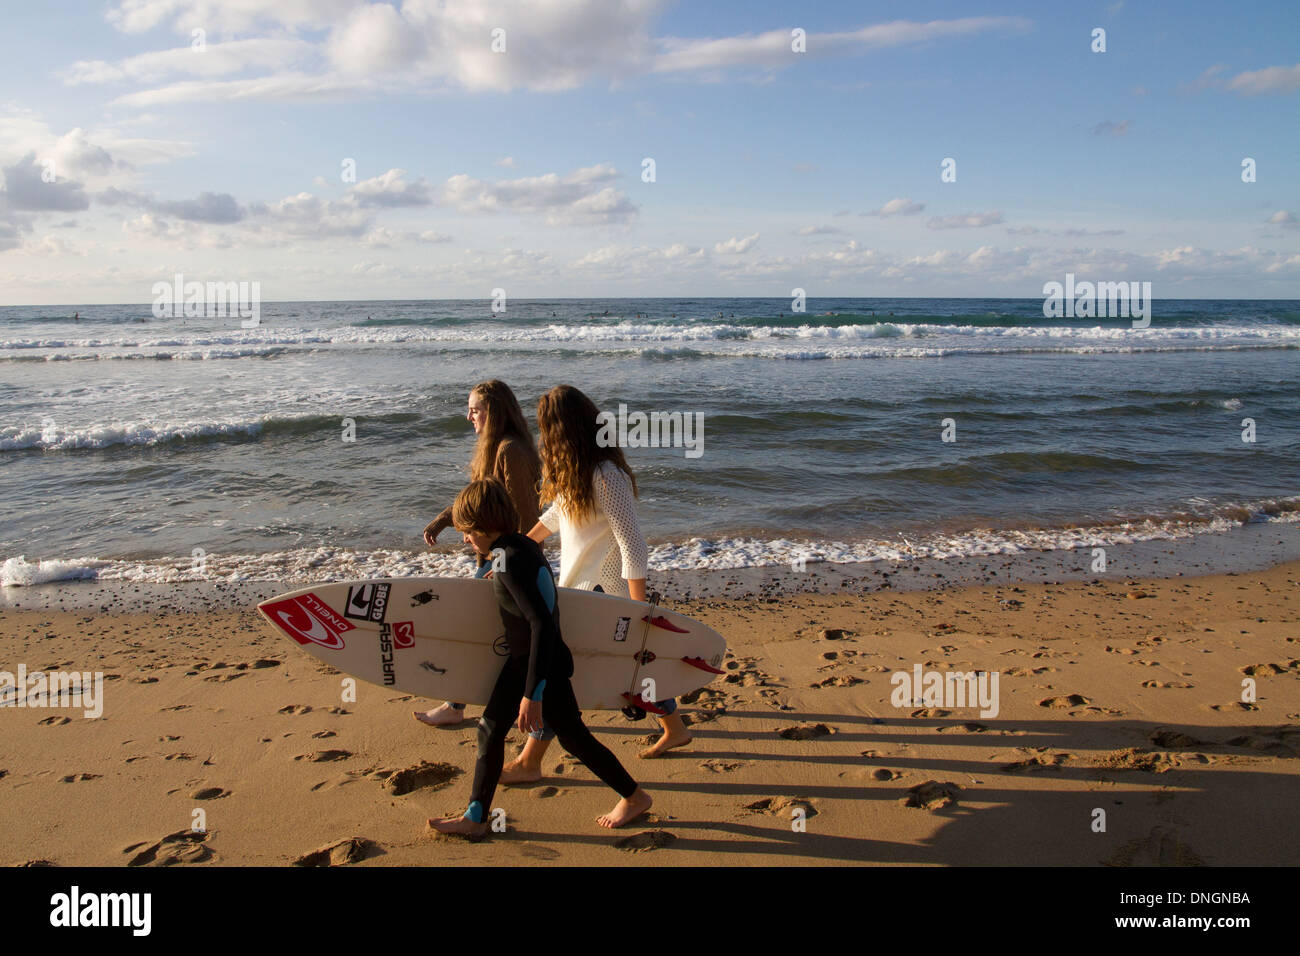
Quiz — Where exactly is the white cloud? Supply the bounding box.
[66,38,317,85]
[105,0,359,35]
[326,4,424,75]
[1228,63,1300,95]
[91,7,1032,104]
[247,191,371,237]
[714,233,759,254]
[653,17,1032,73]
[865,197,925,217]
[98,187,245,222]
[926,211,1003,230]
[438,165,635,225]
[495,157,518,168]
[350,169,433,207]
[1182,63,1228,92]
[1,153,90,212]
[27,235,84,257]
[796,225,842,236]
[111,72,370,107]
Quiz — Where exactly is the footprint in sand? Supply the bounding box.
[810,676,865,688]
[518,844,560,860]
[777,723,836,740]
[125,830,213,866]
[160,705,190,712]
[613,830,675,852]
[1226,732,1298,757]
[60,773,101,783]
[293,837,381,867]
[1002,749,1073,773]
[311,730,337,739]
[191,787,229,800]
[531,786,570,799]
[870,768,901,781]
[744,796,817,818]
[1209,702,1259,712]
[309,773,355,792]
[1104,825,1204,867]
[1038,694,1090,708]
[38,716,71,726]
[1240,662,1296,676]
[378,761,461,795]
[700,760,747,773]
[902,781,961,810]
[909,708,952,718]
[278,705,312,715]
[163,753,196,761]
[295,750,352,763]
[1141,680,1194,689]
[936,722,988,734]
[1149,730,1203,749]
[1089,748,1179,773]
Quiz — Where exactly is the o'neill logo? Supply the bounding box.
[262,593,354,650]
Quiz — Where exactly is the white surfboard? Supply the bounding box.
[256,578,726,711]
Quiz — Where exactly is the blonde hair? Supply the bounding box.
[468,380,541,484]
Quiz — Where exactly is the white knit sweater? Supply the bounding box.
[538,461,648,596]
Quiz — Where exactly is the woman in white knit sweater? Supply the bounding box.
[500,385,691,784]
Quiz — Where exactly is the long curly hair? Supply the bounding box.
[468,380,540,483]
[537,384,637,519]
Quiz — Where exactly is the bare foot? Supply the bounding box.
[598,788,652,829]
[639,728,692,758]
[499,757,543,785]
[415,702,465,726]
[428,815,488,838]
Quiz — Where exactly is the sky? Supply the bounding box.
[0,0,1297,304]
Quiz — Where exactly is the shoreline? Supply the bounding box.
[1,554,1297,866]
[4,518,1299,613]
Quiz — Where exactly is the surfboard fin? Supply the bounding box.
[680,656,725,675]
[621,692,668,715]
[642,614,689,633]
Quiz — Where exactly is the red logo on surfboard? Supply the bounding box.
[263,593,355,650]
[392,621,415,648]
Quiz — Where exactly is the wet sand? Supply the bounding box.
[1,560,1297,866]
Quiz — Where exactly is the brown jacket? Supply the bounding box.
[425,435,540,539]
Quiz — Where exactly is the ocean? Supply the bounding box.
[1,297,1297,590]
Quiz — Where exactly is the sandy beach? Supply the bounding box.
[3,559,1296,867]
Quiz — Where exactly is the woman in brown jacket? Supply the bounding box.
[415,379,541,726]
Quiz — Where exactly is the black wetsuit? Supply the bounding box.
[466,533,637,818]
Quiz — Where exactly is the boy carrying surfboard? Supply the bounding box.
[429,479,653,836]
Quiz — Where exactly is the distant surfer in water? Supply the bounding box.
[499,385,690,785]
[429,480,652,834]
[417,380,541,726]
